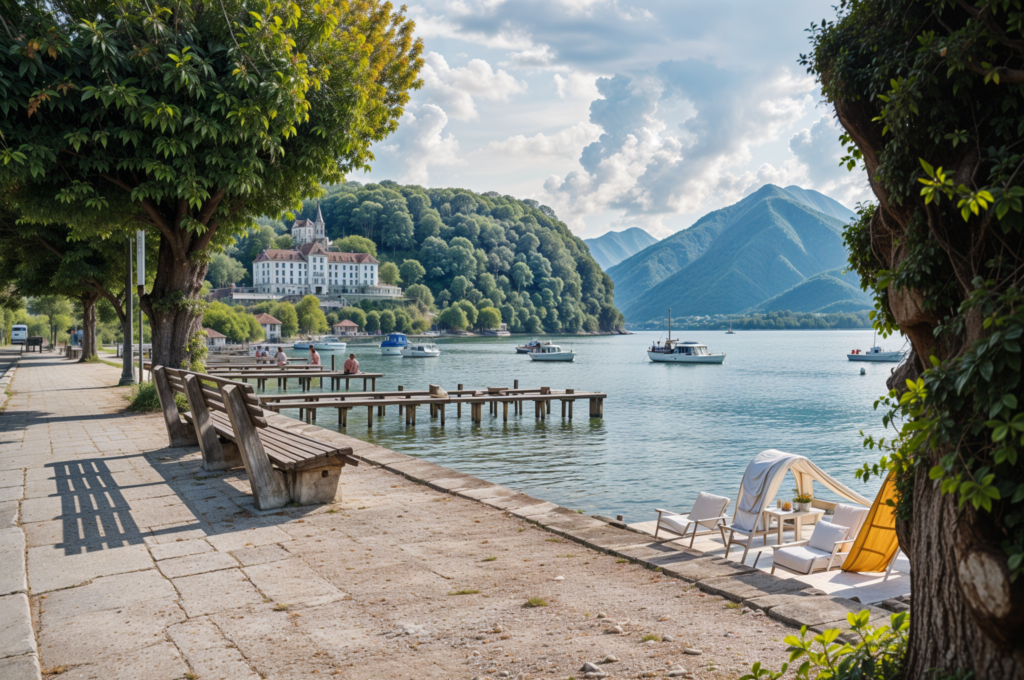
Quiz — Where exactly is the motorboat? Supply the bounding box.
[401,343,441,358]
[291,340,313,350]
[848,346,904,362]
[647,309,725,363]
[848,332,905,362]
[516,338,551,354]
[313,338,347,351]
[380,332,410,356]
[528,344,575,362]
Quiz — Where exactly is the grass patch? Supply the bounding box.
[42,667,68,676]
[641,633,662,642]
[557,554,576,558]
[524,596,548,608]
[125,381,187,413]
[326,509,338,514]
[482,556,497,562]
[545,537,563,543]
[725,602,740,609]
[448,589,480,596]
[616,558,628,564]
[274,603,290,611]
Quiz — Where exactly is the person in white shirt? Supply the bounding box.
[275,348,288,366]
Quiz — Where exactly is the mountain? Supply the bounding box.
[779,186,857,223]
[620,185,854,323]
[747,268,872,314]
[584,228,658,270]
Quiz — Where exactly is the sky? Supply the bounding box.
[360,0,871,240]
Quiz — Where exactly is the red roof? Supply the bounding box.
[254,313,282,325]
[333,319,358,327]
[203,327,226,339]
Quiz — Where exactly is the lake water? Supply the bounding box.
[276,330,900,520]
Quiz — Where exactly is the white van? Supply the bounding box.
[11,324,28,345]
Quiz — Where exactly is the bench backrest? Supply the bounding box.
[164,367,269,428]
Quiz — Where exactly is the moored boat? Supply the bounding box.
[313,338,347,351]
[515,338,550,354]
[528,344,575,362]
[847,346,904,362]
[647,309,725,363]
[380,333,410,356]
[401,342,441,358]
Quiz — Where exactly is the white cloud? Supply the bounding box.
[553,72,600,99]
[420,52,527,121]
[375,104,461,185]
[488,121,602,158]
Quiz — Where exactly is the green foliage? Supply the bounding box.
[477,306,501,330]
[454,300,478,327]
[128,381,187,413]
[336,306,367,331]
[633,309,871,331]
[202,302,263,343]
[334,235,378,257]
[405,284,434,308]
[364,310,380,333]
[803,0,1024,580]
[288,181,624,332]
[295,296,328,335]
[740,611,908,680]
[206,254,247,289]
[437,306,468,331]
[378,262,400,285]
[378,309,396,334]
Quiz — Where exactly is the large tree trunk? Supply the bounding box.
[79,291,99,361]
[139,231,208,369]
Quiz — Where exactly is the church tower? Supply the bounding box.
[314,203,326,242]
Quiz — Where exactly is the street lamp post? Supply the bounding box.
[119,238,136,386]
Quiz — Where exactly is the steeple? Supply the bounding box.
[315,202,324,225]
[314,202,325,241]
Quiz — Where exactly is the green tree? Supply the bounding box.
[30,296,73,347]
[525,314,543,334]
[437,306,467,331]
[276,302,299,339]
[405,284,434,308]
[379,262,400,285]
[400,259,426,286]
[378,309,396,334]
[364,310,381,333]
[203,302,263,343]
[511,262,533,293]
[454,300,478,327]
[207,254,247,288]
[274,234,294,250]
[477,307,501,330]
[450,275,470,301]
[295,296,328,335]
[334,235,378,257]
[803,1,1024,674]
[0,0,423,367]
[337,306,367,331]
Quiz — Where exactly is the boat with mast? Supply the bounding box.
[647,308,726,364]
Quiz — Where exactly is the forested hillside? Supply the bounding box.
[256,181,624,333]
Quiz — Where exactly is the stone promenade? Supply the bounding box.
[0,352,879,679]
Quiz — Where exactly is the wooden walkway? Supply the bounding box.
[259,382,606,429]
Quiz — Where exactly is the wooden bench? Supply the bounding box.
[152,365,358,509]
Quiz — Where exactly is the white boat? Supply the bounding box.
[726,327,736,334]
[516,338,550,354]
[291,340,313,350]
[401,343,441,358]
[848,346,904,362]
[647,309,725,364]
[313,338,347,351]
[528,344,575,362]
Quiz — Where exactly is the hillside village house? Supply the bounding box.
[332,319,359,336]
[203,328,226,347]
[248,206,402,300]
[255,313,283,341]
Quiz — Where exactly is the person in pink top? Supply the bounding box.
[308,346,321,366]
[343,353,359,375]
[275,348,288,366]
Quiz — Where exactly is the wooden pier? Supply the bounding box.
[205,370,381,392]
[258,382,606,429]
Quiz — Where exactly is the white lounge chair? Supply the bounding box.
[654,492,731,548]
[719,510,775,566]
[771,504,869,575]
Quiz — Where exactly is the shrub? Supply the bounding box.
[524,597,548,608]
[740,610,908,680]
[127,382,187,413]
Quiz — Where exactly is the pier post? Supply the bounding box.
[367,405,373,429]
[372,377,377,391]
[471,402,482,424]
[440,404,446,426]
[457,384,463,417]
[561,400,566,418]
[567,389,574,420]
[398,386,404,415]
[339,408,347,428]
[503,401,508,422]
[332,355,335,371]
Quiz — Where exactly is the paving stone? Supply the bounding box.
[455,484,516,501]
[149,538,213,561]
[173,569,265,617]
[510,501,560,518]
[427,476,482,493]
[18,496,63,524]
[41,636,187,679]
[698,571,819,603]
[0,485,22,503]
[769,596,890,628]
[479,492,541,510]
[0,528,27,596]
[27,544,153,593]
[205,526,293,553]
[0,593,36,660]
[0,652,40,680]
[243,558,347,608]
[231,544,292,567]
[744,591,826,611]
[40,570,175,619]
[384,459,455,482]
[0,469,22,489]
[167,617,260,680]
[157,551,238,578]
[654,555,758,582]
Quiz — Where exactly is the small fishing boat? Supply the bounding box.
[515,338,550,354]
[848,332,905,362]
[528,344,575,362]
[647,309,726,363]
[379,332,410,356]
[401,342,441,358]
[313,338,347,351]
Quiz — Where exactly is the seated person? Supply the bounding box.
[309,346,321,366]
[343,353,359,375]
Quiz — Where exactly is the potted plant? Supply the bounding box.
[792,488,813,512]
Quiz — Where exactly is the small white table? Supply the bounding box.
[763,507,825,546]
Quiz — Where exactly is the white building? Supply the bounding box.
[249,208,401,300]
[203,327,227,347]
[254,313,282,341]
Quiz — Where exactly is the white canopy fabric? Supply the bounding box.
[732,449,872,532]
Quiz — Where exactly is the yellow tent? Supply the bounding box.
[842,471,900,573]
